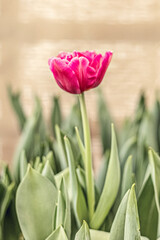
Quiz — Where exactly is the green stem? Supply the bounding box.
[78,93,95,220]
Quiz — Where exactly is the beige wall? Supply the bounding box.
[0,0,160,168]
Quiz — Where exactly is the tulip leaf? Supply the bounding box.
[51,96,62,137]
[75,126,85,160]
[34,156,41,170]
[110,190,130,240]
[42,160,56,186]
[0,182,6,206]
[138,174,158,240]
[63,101,83,138]
[90,229,110,240]
[64,136,88,227]
[1,165,12,187]
[7,86,26,130]
[13,99,42,182]
[55,125,68,169]
[16,166,58,240]
[55,168,70,188]
[46,226,68,240]
[149,148,160,237]
[149,149,160,213]
[61,178,71,239]
[124,184,141,240]
[97,89,113,153]
[0,182,15,222]
[90,124,120,229]
[3,199,21,240]
[54,178,71,239]
[46,151,57,173]
[19,150,28,181]
[36,162,43,173]
[76,166,86,190]
[13,111,38,180]
[121,155,133,198]
[56,190,65,228]
[96,150,109,194]
[75,221,91,240]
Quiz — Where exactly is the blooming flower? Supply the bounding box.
[48,50,112,94]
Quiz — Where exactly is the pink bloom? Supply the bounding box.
[48,50,113,94]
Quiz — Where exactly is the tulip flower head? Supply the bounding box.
[48,50,112,94]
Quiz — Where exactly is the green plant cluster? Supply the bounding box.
[1,88,160,239]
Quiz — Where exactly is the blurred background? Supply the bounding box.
[0,0,160,167]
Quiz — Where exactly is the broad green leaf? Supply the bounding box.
[42,160,56,186]
[152,99,160,153]
[141,238,150,240]
[119,118,133,147]
[75,221,91,240]
[3,199,21,240]
[0,182,15,222]
[135,113,157,192]
[55,177,71,239]
[96,150,109,194]
[90,124,120,229]
[56,190,65,229]
[0,182,6,206]
[0,224,3,239]
[121,156,133,198]
[119,92,145,145]
[36,162,43,173]
[97,89,113,153]
[46,226,68,240]
[134,92,146,126]
[55,125,68,169]
[120,136,137,167]
[20,150,28,181]
[16,166,58,240]
[60,178,71,239]
[55,168,72,203]
[149,149,160,213]
[138,112,158,151]
[13,99,42,182]
[63,101,83,138]
[76,166,86,190]
[75,126,85,161]
[110,190,130,240]
[64,137,88,227]
[34,156,41,170]
[7,86,26,130]
[1,165,12,187]
[124,185,141,240]
[135,142,148,194]
[149,148,160,237]
[46,151,57,173]
[55,168,69,189]
[90,229,109,240]
[51,96,62,137]
[138,175,158,240]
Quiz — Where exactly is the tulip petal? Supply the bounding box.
[74,51,97,63]
[49,58,81,94]
[69,57,86,92]
[90,54,102,71]
[87,66,96,79]
[49,50,113,94]
[57,52,74,61]
[94,52,113,88]
[57,52,68,59]
[69,57,96,92]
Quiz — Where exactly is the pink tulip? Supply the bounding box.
[48,51,113,94]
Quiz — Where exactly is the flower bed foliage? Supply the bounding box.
[1,51,160,240]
